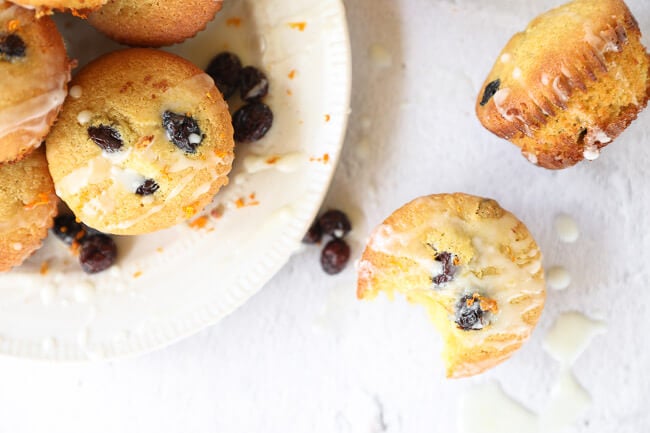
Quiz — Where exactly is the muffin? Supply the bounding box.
[88,0,224,47]
[476,0,650,169]
[46,48,235,235]
[0,148,57,272]
[357,194,546,378]
[0,1,70,163]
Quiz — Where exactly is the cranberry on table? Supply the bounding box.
[239,66,269,102]
[320,238,351,275]
[302,220,322,244]
[205,52,242,99]
[318,210,351,239]
[232,102,274,142]
[78,234,117,274]
[52,215,85,246]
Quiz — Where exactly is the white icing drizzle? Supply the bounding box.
[189,182,212,201]
[492,88,532,135]
[541,73,550,86]
[546,266,571,290]
[554,214,579,243]
[111,166,145,193]
[77,110,92,125]
[512,67,522,80]
[551,76,569,102]
[458,382,538,433]
[582,145,600,161]
[543,312,606,366]
[188,133,202,144]
[0,87,67,139]
[524,152,538,165]
[56,156,113,196]
[583,24,623,66]
[243,152,307,174]
[500,53,511,63]
[584,127,611,146]
[69,85,83,99]
[492,88,512,119]
[0,3,69,147]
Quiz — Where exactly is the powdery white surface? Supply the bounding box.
[0,0,649,431]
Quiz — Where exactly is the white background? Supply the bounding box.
[1,0,649,431]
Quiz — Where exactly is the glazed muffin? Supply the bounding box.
[0,148,57,272]
[0,1,70,163]
[88,0,224,47]
[357,194,545,378]
[8,0,107,14]
[46,49,234,235]
[476,0,650,169]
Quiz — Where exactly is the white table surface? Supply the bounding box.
[1,0,649,431]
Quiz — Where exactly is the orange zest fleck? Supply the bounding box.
[188,215,209,229]
[466,293,499,314]
[156,247,164,253]
[7,20,20,32]
[71,8,90,19]
[286,89,293,96]
[266,155,280,164]
[133,271,143,279]
[226,17,242,27]
[479,296,499,314]
[288,69,297,79]
[183,206,197,218]
[309,153,330,164]
[234,195,260,209]
[324,114,331,122]
[40,261,49,276]
[288,22,307,31]
[24,193,50,210]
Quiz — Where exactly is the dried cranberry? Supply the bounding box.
[206,52,242,99]
[432,251,457,285]
[480,79,500,106]
[320,238,350,275]
[318,210,351,239]
[78,234,117,274]
[232,102,273,142]
[88,125,123,152]
[162,111,203,153]
[52,215,85,246]
[455,294,484,331]
[0,33,26,59]
[302,220,322,244]
[135,179,159,196]
[239,66,269,102]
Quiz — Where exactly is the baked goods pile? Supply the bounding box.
[0,0,238,271]
[357,0,650,377]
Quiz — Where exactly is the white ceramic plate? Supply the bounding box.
[0,0,351,360]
